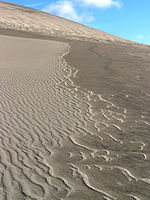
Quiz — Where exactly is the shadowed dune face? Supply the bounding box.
[0,1,129,43]
[1,1,150,200]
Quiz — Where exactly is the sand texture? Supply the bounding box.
[1,1,150,200]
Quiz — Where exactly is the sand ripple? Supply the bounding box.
[0,35,150,200]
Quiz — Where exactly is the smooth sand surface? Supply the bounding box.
[1,1,150,200]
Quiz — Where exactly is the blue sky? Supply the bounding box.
[5,0,150,44]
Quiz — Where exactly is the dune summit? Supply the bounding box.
[0,1,150,200]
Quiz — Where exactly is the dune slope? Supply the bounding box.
[0,1,150,200]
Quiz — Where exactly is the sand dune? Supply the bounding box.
[0,1,131,43]
[0,1,150,200]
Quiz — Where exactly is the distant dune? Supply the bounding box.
[0,1,150,200]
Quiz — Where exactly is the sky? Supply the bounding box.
[4,0,150,44]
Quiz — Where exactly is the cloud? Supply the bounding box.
[76,0,121,8]
[42,0,120,23]
[43,0,94,22]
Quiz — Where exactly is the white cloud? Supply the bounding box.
[76,0,121,8]
[43,0,94,22]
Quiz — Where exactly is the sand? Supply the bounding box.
[0,1,131,43]
[0,1,150,200]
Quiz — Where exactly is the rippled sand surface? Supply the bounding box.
[1,34,150,200]
[1,1,150,200]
